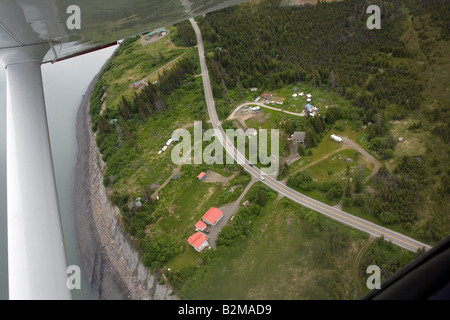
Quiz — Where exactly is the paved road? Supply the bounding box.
[189,18,431,253]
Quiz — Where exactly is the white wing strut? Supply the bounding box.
[3,43,71,300]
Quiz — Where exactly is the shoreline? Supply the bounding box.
[74,62,177,300]
[74,70,133,299]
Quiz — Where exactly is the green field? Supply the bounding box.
[307,149,371,183]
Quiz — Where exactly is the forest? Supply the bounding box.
[196,0,450,242]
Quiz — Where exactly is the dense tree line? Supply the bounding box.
[366,156,426,224]
[198,0,423,120]
[415,0,450,40]
[173,20,197,47]
[287,170,343,202]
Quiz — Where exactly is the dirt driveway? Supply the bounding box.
[281,137,382,185]
[206,176,258,249]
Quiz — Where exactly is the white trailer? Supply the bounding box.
[330,134,342,142]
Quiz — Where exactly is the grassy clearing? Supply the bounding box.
[100,31,191,110]
[307,149,371,183]
[289,132,342,171]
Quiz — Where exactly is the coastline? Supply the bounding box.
[74,63,177,300]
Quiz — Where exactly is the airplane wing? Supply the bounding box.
[0,0,247,300]
[0,0,246,62]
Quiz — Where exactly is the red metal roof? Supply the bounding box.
[187,231,208,249]
[195,220,206,230]
[197,172,206,179]
[202,207,223,225]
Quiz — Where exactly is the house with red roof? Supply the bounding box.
[187,231,209,252]
[202,207,224,226]
[195,220,207,232]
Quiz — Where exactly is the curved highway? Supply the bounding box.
[189,18,431,253]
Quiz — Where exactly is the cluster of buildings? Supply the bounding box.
[303,103,319,117]
[292,92,312,102]
[157,131,180,154]
[143,28,167,40]
[258,92,285,105]
[187,207,224,252]
[157,138,173,154]
[241,105,262,114]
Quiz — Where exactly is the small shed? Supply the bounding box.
[195,220,207,232]
[197,172,206,180]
